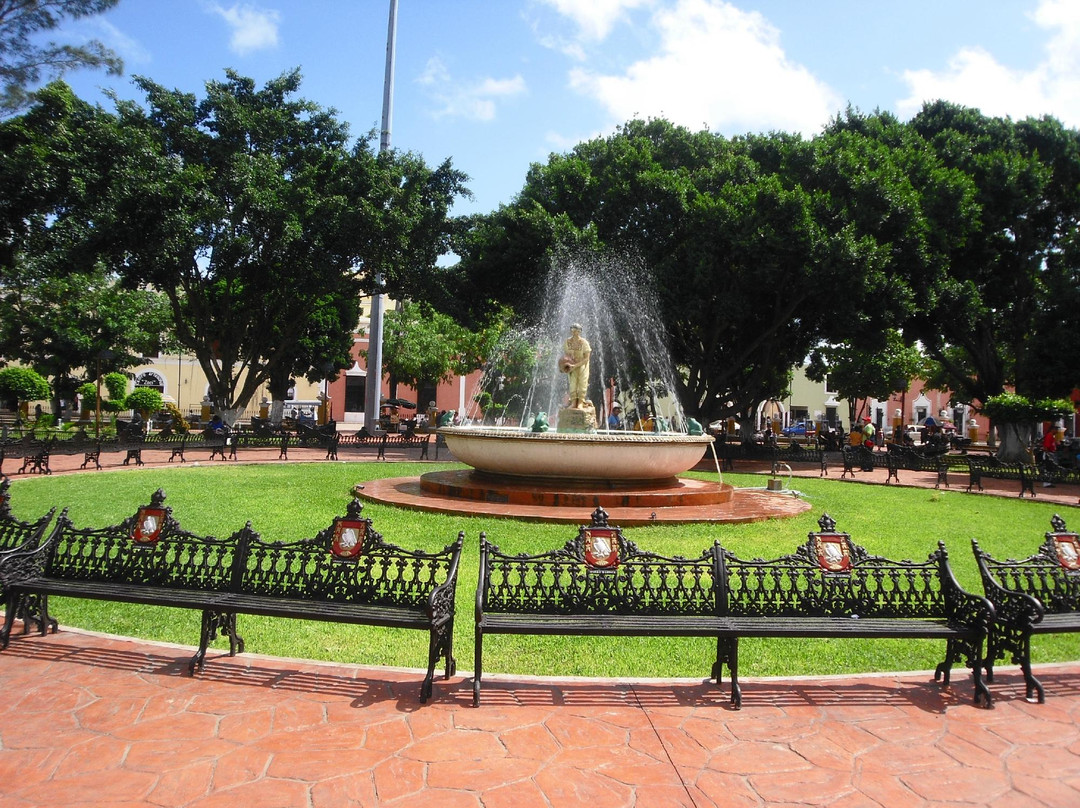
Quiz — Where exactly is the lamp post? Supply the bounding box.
[363,0,398,434]
[94,349,114,439]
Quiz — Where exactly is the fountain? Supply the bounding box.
[357,250,809,524]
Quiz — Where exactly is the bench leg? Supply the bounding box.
[421,620,456,703]
[473,630,483,707]
[19,593,56,637]
[191,610,241,674]
[971,663,992,708]
[936,639,992,708]
[1017,638,1044,704]
[715,636,740,708]
[0,591,18,649]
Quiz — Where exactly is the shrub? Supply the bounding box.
[0,367,51,404]
[982,393,1074,422]
[124,387,163,417]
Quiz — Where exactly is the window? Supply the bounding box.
[134,371,165,393]
[345,376,365,412]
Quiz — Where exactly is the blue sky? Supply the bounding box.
[51,0,1080,218]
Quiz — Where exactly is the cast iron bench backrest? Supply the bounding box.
[479,507,718,616]
[975,514,1080,615]
[46,489,251,591]
[718,513,962,620]
[0,477,56,553]
[238,497,462,609]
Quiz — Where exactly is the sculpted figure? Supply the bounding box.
[559,323,591,409]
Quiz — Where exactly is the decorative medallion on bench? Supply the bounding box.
[131,497,167,544]
[810,515,852,572]
[582,526,619,569]
[330,516,367,561]
[1048,515,1080,570]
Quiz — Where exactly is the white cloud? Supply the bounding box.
[85,19,151,65]
[897,0,1080,125]
[565,0,842,136]
[417,56,527,122]
[207,2,281,56]
[537,0,655,41]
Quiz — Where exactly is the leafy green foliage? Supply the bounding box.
[5,72,468,422]
[0,0,123,116]
[0,365,50,402]
[981,392,1074,423]
[123,386,162,415]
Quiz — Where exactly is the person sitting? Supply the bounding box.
[607,403,624,431]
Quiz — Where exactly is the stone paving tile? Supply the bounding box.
[0,628,1077,807]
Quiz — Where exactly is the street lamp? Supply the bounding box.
[363,0,398,433]
[94,349,114,439]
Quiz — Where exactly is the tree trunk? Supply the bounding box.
[995,421,1035,464]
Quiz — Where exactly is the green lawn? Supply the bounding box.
[6,462,1077,679]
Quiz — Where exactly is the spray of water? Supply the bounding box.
[464,248,688,432]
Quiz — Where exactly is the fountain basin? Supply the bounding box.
[438,426,714,482]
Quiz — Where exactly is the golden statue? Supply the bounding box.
[559,323,591,409]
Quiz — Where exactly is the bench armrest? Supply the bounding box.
[937,541,996,629]
[971,538,1046,628]
[475,533,489,625]
[0,509,66,586]
[427,532,465,625]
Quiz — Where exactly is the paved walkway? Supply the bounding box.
[2,447,1078,806]
[0,629,1077,806]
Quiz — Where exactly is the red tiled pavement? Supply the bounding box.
[3,444,1079,805]
[0,627,1077,807]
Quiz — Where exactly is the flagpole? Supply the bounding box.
[364,0,397,432]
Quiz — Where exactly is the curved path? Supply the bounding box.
[0,628,1077,806]
[1,445,1078,805]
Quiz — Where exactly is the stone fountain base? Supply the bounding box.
[355,471,810,526]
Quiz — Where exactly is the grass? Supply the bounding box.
[6,462,1078,680]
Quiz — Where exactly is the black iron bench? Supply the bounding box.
[0,491,465,701]
[475,510,995,709]
[378,432,431,460]
[226,497,464,702]
[18,439,52,475]
[972,514,1080,703]
[715,513,994,708]
[0,478,60,636]
[335,430,383,457]
[474,507,721,707]
[0,489,248,672]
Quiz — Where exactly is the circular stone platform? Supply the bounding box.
[355,473,811,525]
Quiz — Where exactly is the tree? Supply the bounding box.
[0,366,50,410]
[0,264,173,413]
[124,386,162,418]
[452,119,921,428]
[0,0,123,116]
[1,83,172,414]
[981,393,1074,463]
[33,70,467,423]
[380,301,507,410]
[904,103,1080,406]
[807,331,927,424]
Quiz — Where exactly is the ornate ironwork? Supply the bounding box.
[479,516,717,617]
[46,489,244,592]
[973,514,1080,703]
[0,492,463,701]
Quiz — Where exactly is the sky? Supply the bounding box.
[47,0,1080,218]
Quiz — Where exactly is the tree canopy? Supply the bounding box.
[5,71,469,422]
[0,0,123,116]
[450,108,1080,422]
